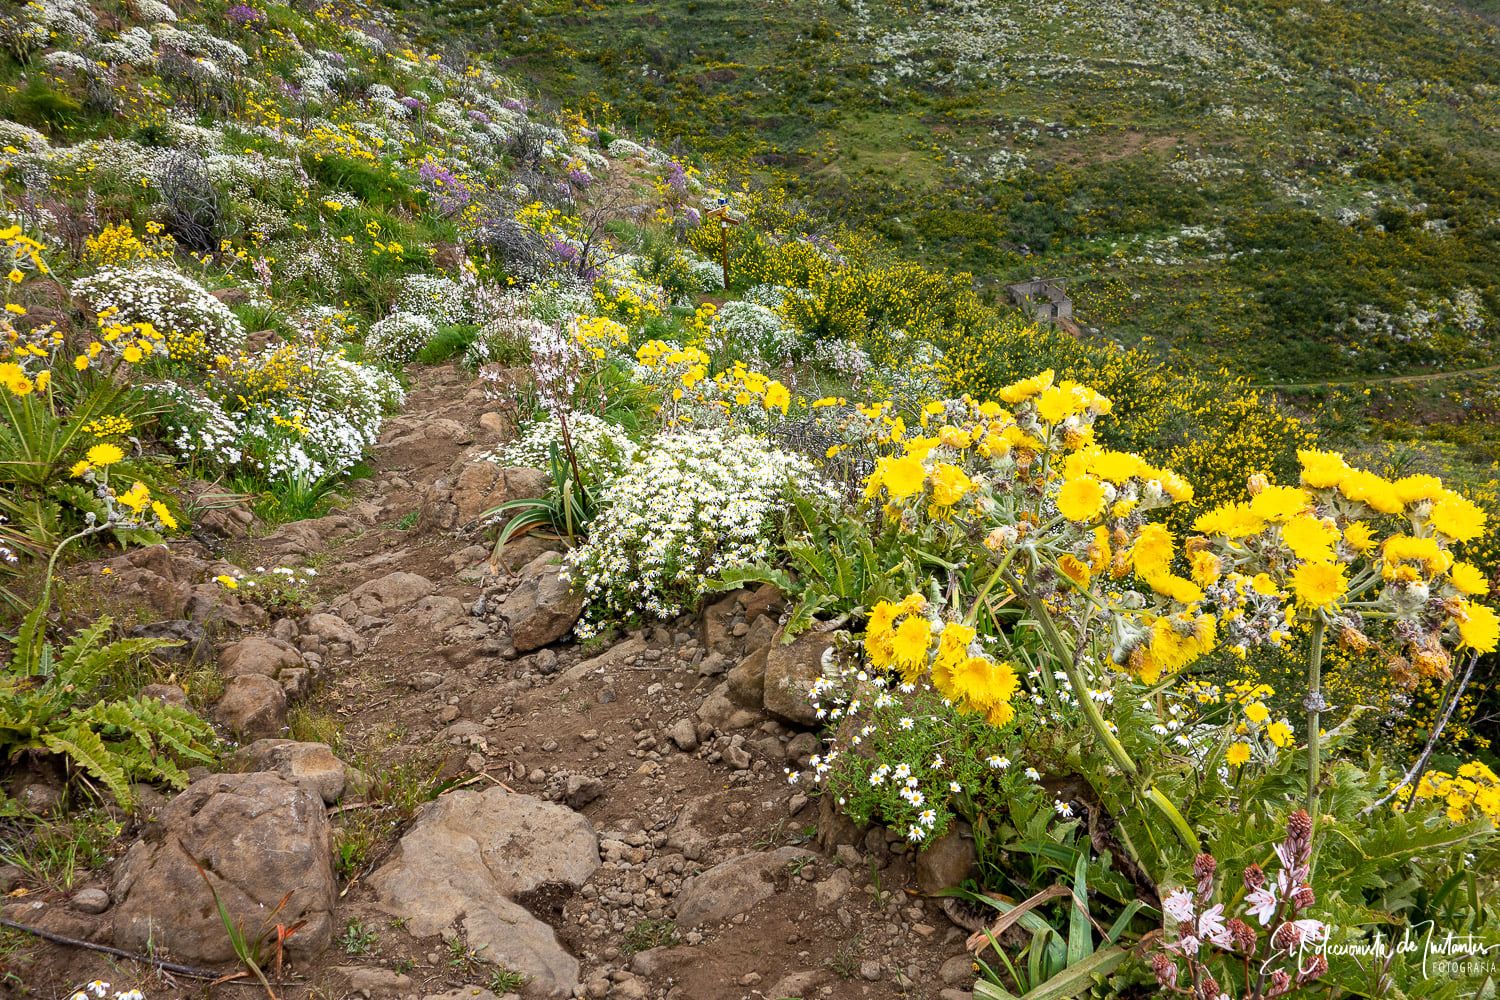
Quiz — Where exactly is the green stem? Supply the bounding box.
[964,545,1020,625]
[1027,594,1138,780]
[1306,616,1326,818]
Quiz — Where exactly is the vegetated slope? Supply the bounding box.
[433,0,1500,467]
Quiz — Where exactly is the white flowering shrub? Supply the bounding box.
[706,300,799,367]
[499,412,638,484]
[395,273,470,326]
[566,430,829,637]
[72,264,245,359]
[365,310,436,363]
[218,346,403,481]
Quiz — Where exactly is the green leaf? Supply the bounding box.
[1066,851,1092,966]
[42,725,132,808]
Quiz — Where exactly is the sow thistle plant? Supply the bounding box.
[797,367,1498,875]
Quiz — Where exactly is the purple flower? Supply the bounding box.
[551,239,579,264]
[683,206,701,226]
[467,109,490,124]
[225,4,266,26]
[502,97,528,113]
[418,160,472,216]
[400,96,423,111]
[667,160,687,193]
[568,168,593,189]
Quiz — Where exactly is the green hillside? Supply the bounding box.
[437,0,1500,466]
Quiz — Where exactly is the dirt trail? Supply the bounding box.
[10,364,979,1000]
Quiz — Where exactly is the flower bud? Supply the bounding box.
[1292,885,1316,911]
[1272,921,1302,951]
[1285,810,1313,865]
[1243,863,1266,890]
[1267,970,1292,997]
[1228,917,1258,954]
[1247,473,1269,495]
[1297,954,1328,983]
[1150,951,1177,989]
[1194,853,1217,901]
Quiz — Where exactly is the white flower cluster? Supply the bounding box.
[72,264,246,356]
[365,311,437,363]
[499,412,638,484]
[705,300,799,367]
[395,273,471,327]
[566,430,828,637]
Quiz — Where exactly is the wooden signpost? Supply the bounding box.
[703,202,740,291]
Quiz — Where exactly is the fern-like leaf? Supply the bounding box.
[42,725,132,809]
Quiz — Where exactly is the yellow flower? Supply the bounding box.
[215,574,239,590]
[1429,493,1486,543]
[68,459,91,477]
[1226,742,1252,767]
[1344,521,1376,554]
[1338,469,1402,514]
[875,455,926,501]
[951,656,1019,711]
[1244,701,1269,725]
[763,381,790,413]
[151,500,178,531]
[1249,485,1310,522]
[1193,502,1265,539]
[122,344,143,363]
[1266,721,1294,748]
[891,615,932,680]
[1148,573,1203,604]
[1281,515,1339,563]
[1189,550,1222,586]
[115,481,151,513]
[1455,601,1499,654]
[1057,554,1092,588]
[998,368,1054,404]
[1298,448,1349,489]
[928,463,974,508]
[85,443,125,467]
[1449,562,1490,596]
[1394,474,1445,506]
[1130,523,1175,577]
[1291,561,1346,610]
[1056,475,1106,523]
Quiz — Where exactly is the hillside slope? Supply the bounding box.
[443,0,1500,465]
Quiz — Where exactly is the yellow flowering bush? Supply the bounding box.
[1397,761,1500,825]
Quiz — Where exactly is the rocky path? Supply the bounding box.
[7,365,982,1000]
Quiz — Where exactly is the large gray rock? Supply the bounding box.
[761,632,837,726]
[422,461,549,532]
[218,636,304,678]
[345,571,435,616]
[112,772,336,963]
[499,553,583,653]
[917,824,978,894]
[370,787,599,997]
[229,739,348,804]
[215,673,287,738]
[674,847,813,927]
[725,645,769,709]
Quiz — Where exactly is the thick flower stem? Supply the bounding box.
[1028,596,1138,780]
[1305,617,1326,818]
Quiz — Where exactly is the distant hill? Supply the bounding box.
[431,0,1500,469]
